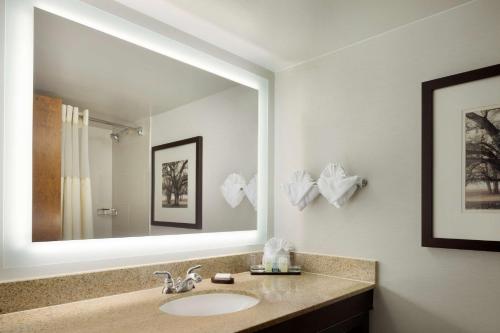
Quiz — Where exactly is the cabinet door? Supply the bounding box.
[256,290,373,333]
[32,94,62,241]
[319,313,369,333]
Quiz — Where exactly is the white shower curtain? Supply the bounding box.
[61,105,93,240]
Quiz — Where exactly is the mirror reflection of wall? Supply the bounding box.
[32,9,257,242]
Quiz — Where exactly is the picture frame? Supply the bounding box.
[422,64,500,252]
[151,136,203,229]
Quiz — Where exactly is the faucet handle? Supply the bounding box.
[186,265,203,283]
[186,265,202,275]
[153,271,175,294]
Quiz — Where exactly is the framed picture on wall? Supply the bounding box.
[422,64,500,252]
[151,136,203,229]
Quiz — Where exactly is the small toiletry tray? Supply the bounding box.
[250,265,301,275]
[250,271,301,275]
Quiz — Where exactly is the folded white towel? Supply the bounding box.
[281,170,319,211]
[317,163,363,208]
[220,173,246,208]
[243,174,257,210]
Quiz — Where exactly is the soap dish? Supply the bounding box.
[211,276,235,284]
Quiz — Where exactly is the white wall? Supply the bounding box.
[112,118,150,237]
[88,126,112,238]
[275,1,500,332]
[0,0,5,272]
[151,85,258,235]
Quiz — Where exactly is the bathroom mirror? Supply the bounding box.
[32,9,258,242]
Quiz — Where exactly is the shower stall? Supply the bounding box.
[85,109,150,239]
[32,94,150,241]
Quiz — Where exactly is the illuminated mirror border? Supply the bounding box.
[3,0,269,268]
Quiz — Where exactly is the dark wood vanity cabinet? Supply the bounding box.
[256,289,373,333]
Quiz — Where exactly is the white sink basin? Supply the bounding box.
[160,292,259,316]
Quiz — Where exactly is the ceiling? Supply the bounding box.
[115,0,470,71]
[34,9,238,123]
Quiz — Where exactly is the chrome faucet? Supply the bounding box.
[153,265,202,294]
[153,270,175,294]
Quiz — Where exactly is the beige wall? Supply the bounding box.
[151,85,258,235]
[274,1,500,332]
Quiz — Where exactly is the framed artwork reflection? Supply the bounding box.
[422,64,500,252]
[151,136,202,229]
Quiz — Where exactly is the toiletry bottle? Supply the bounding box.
[278,256,289,273]
[263,252,273,272]
[272,261,279,273]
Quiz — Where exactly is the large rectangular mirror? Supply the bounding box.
[32,9,258,242]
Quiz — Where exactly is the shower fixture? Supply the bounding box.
[110,133,120,143]
[109,126,144,144]
[78,111,144,144]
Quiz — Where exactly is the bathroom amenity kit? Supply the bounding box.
[250,238,301,275]
[282,162,367,210]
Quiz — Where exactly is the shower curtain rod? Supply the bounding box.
[77,111,141,130]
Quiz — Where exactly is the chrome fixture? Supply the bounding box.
[110,133,120,143]
[96,208,118,216]
[109,126,144,144]
[154,271,175,294]
[79,111,142,133]
[78,111,144,144]
[153,265,202,294]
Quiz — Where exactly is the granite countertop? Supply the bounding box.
[0,272,375,333]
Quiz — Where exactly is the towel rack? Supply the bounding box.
[311,178,368,188]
